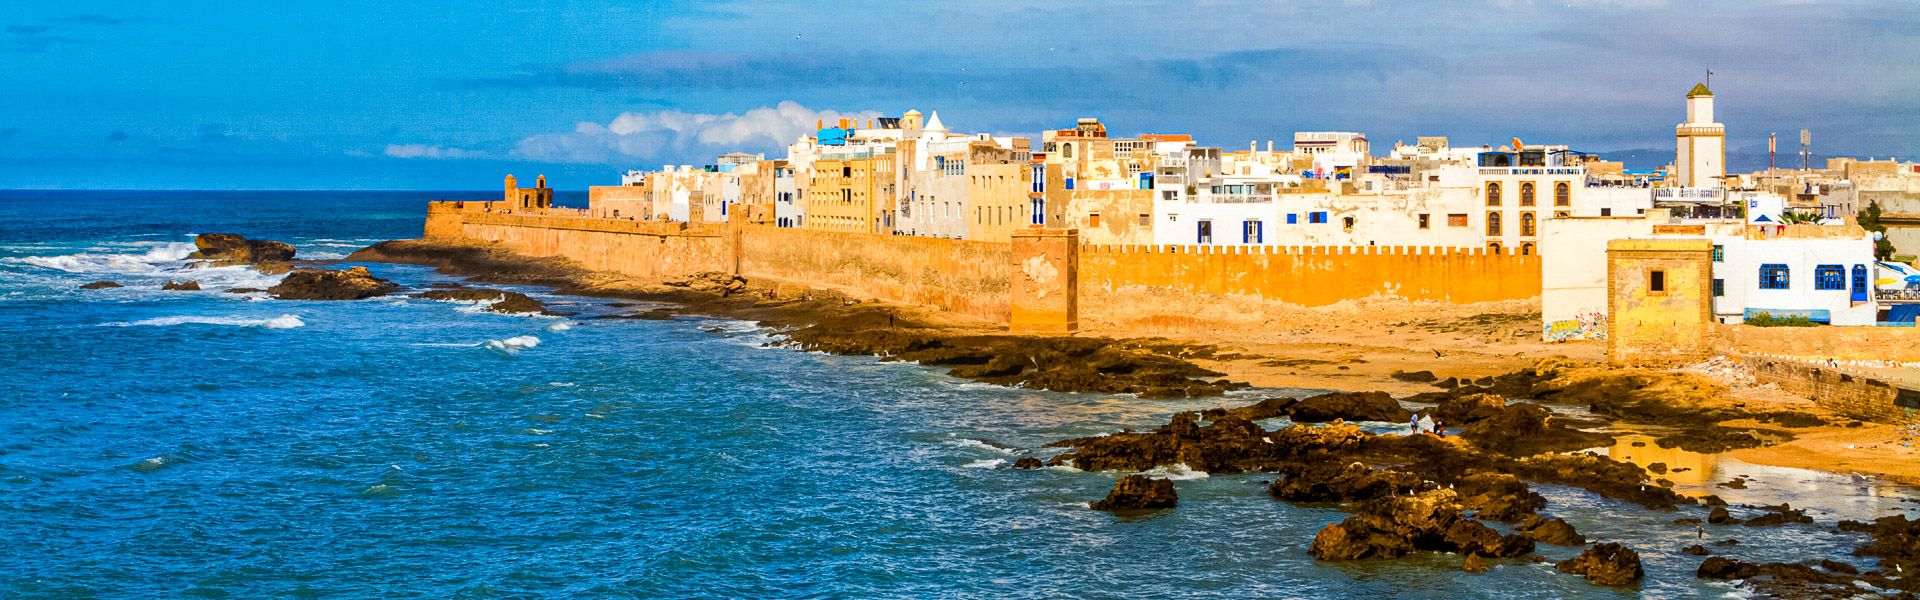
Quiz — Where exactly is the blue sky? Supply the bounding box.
[1,0,1915,190]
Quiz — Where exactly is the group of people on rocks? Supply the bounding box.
[1411,414,1446,437]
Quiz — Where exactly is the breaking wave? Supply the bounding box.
[5,242,196,274]
[102,314,307,329]
[483,335,541,353]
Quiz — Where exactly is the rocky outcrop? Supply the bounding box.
[79,280,122,289]
[268,267,398,300]
[1696,557,1874,597]
[1011,457,1044,470]
[1267,461,1425,503]
[1308,489,1534,564]
[1555,543,1644,587]
[1741,503,1813,527]
[1517,515,1586,546]
[1287,392,1413,423]
[664,271,748,297]
[1840,515,1920,593]
[1088,475,1176,511]
[1507,453,1692,511]
[161,280,201,291]
[1707,506,1735,525]
[189,233,295,271]
[413,288,550,315]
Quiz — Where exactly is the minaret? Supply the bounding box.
[1675,82,1726,188]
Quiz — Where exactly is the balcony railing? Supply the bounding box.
[1652,187,1727,201]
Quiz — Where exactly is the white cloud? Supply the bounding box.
[383,144,485,159]
[511,101,880,165]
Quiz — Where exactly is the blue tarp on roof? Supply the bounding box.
[817,127,848,146]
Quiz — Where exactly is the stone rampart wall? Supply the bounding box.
[1078,244,1542,307]
[737,225,1012,323]
[1717,324,1920,363]
[1738,356,1919,424]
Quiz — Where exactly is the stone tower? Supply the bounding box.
[1675,83,1726,188]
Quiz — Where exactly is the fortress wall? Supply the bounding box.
[432,203,731,280]
[1078,244,1542,307]
[737,225,1013,323]
[1718,324,1920,363]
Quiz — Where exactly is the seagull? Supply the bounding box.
[1433,349,1446,359]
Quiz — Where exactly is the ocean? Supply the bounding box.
[0,190,1910,598]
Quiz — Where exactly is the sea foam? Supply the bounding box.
[483,335,541,353]
[104,314,306,329]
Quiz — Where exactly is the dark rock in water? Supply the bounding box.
[161,279,201,291]
[189,233,296,268]
[413,288,550,315]
[1309,489,1534,562]
[1505,453,1691,511]
[427,282,466,289]
[1697,556,1872,597]
[1717,477,1747,489]
[1707,506,1735,525]
[1431,392,1508,424]
[1459,402,1614,457]
[1700,494,1727,506]
[1696,556,1755,580]
[1657,428,1768,453]
[1267,461,1424,503]
[1674,518,1702,525]
[1088,475,1176,511]
[1839,515,1920,586]
[1517,515,1586,546]
[1011,457,1044,470]
[1741,503,1811,527]
[225,287,266,294]
[1207,396,1298,421]
[1646,462,1668,474]
[1454,472,1545,522]
[268,266,398,300]
[1555,543,1644,587]
[1391,370,1438,383]
[1712,538,1740,546]
[1681,544,1709,556]
[1435,377,1460,389]
[1462,553,1489,574]
[80,280,122,289]
[1288,391,1412,423]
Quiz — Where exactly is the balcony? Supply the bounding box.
[1652,187,1727,202]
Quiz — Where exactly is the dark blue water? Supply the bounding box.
[1,191,1911,598]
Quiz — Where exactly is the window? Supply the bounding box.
[1649,269,1666,293]
[1486,182,1502,206]
[1418,214,1431,229]
[1287,214,1298,225]
[1759,264,1790,290]
[1520,182,1536,206]
[1520,212,1536,237]
[1244,220,1263,244]
[1711,245,1724,262]
[1309,211,1329,224]
[1554,211,1570,218]
[1487,242,1503,254]
[1342,216,1355,230]
[1853,265,1870,302]
[1197,220,1213,244]
[1815,264,1845,290]
[1030,198,1045,225]
[1138,213,1150,226]
[1089,212,1101,228]
[1520,242,1535,255]
[1168,213,1178,222]
[1600,208,1612,217]
[1555,182,1570,206]
[1031,166,1045,193]
[1713,278,1725,297]
[1064,177,1075,190]
[1447,214,1468,227]
[843,166,852,178]
[1062,143,1073,159]
[1486,211,1502,236]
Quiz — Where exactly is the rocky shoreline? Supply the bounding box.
[330,237,1916,595]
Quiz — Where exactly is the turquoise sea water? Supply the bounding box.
[1,190,1915,598]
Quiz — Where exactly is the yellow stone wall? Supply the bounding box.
[1606,239,1713,366]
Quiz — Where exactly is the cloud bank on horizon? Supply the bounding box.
[0,0,1914,189]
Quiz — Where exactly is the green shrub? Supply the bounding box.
[1745,312,1821,327]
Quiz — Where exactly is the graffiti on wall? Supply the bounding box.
[1544,312,1606,342]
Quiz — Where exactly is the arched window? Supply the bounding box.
[1486,211,1502,236]
[1555,182,1571,206]
[1521,212,1537,236]
[1487,242,1503,254]
[1520,242,1535,256]
[1062,143,1074,159]
[1520,182,1536,206]
[1486,183,1502,206]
